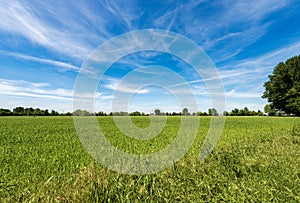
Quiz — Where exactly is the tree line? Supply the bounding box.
[0,107,66,116]
[0,106,268,116]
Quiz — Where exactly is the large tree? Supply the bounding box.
[262,54,300,116]
[182,108,189,116]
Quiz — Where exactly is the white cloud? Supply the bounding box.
[0,50,80,72]
[101,75,151,95]
[177,0,291,62]
[0,1,101,59]
[225,90,261,98]
[0,79,73,100]
[101,0,141,31]
[0,78,115,112]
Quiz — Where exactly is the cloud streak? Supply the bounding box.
[0,1,103,59]
[0,50,80,72]
[0,79,73,101]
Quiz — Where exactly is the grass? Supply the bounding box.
[0,116,299,202]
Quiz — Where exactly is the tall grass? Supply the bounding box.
[0,116,299,202]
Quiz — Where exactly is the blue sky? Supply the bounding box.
[1,0,300,113]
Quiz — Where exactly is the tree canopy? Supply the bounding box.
[182,108,189,116]
[262,54,300,116]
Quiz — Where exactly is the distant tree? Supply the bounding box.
[208,108,218,116]
[223,111,229,116]
[73,109,90,116]
[130,111,142,116]
[112,112,120,116]
[248,110,257,116]
[262,55,300,116]
[230,108,239,116]
[120,111,129,116]
[0,108,12,116]
[25,107,34,116]
[182,108,189,116]
[51,109,59,116]
[264,104,276,116]
[154,109,161,116]
[257,110,264,116]
[197,111,208,116]
[197,111,203,116]
[34,108,42,116]
[238,109,245,116]
[243,107,249,116]
[13,107,25,115]
[44,109,50,116]
[65,112,72,116]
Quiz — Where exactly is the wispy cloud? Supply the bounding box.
[0,1,104,59]
[0,79,73,100]
[100,0,141,31]
[0,78,113,102]
[102,76,150,94]
[171,38,300,101]
[0,50,80,72]
[225,89,261,98]
[176,0,290,62]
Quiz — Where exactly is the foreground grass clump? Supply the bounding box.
[0,116,299,202]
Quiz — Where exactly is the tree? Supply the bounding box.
[257,110,264,116]
[0,108,12,116]
[262,55,300,116]
[243,107,249,116]
[238,109,245,116]
[73,109,90,116]
[264,104,276,116]
[44,109,50,116]
[230,108,239,116]
[13,107,25,115]
[50,109,59,116]
[223,111,229,116]
[154,109,161,116]
[182,108,189,116]
[130,111,142,116]
[208,108,218,116]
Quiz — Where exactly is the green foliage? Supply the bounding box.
[154,109,161,116]
[72,109,92,116]
[0,109,13,116]
[197,111,208,116]
[264,104,276,116]
[0,107,59,116]
[96,111,107,116]
[0,116,299,202]
[0,106,278,117]
[223,111,230,116]
[182,108,189,116]
[208,108,218,116]
[262,55,300,116]
[129,111,143,116]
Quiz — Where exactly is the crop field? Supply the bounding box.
[0,116,300,202]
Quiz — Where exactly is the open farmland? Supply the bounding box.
[0,116,300,202]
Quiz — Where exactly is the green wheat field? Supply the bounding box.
[1,116,300,202]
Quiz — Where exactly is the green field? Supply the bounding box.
[1,116,299,202]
